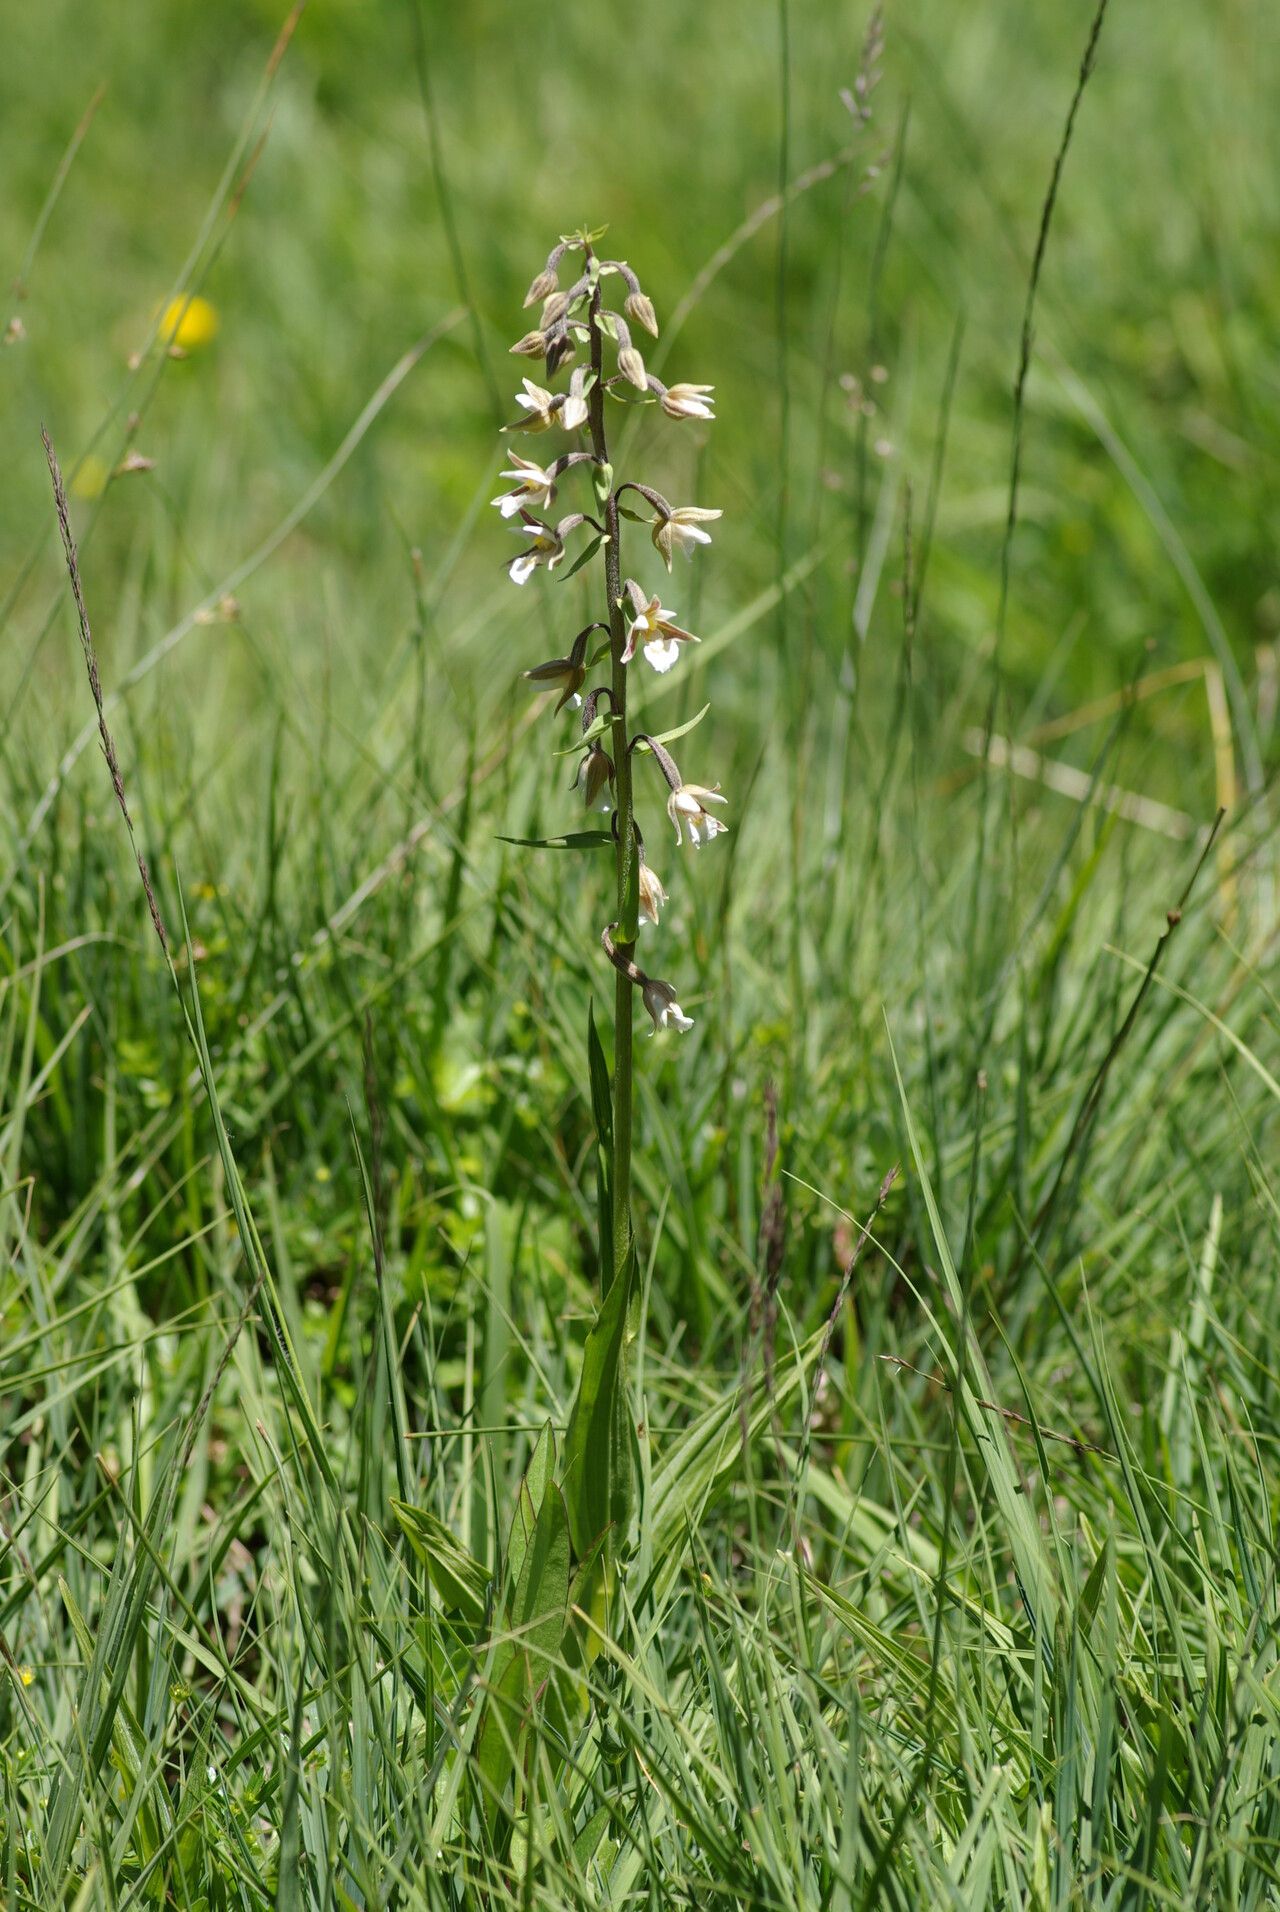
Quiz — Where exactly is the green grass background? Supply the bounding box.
[4,0,1280,1903]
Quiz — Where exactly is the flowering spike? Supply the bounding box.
[499,237,726,1268]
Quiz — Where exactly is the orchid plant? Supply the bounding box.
[497,227,726,1290]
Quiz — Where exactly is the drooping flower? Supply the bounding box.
[491,452,558,520]
[667,783,728,848]
[660,382,715,422]
[642,977,694,1035]
[621,583,699,673]
[507,518,566,585]
[523,656,584,712]
[651,505,722,571]
[509,329,547,359]
[637,855,668,927]
[522,623,603,714]
[576,741,615,811]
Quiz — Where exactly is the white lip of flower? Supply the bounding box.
[621,594,698,670]
[661,382,715,422]
[642,977,694,1036]
[652,505,722,571]
[637,860,668,926]
[644,637,682,673]
[507,520,565,585]
[491,453,557,519]
[667,783,728,848]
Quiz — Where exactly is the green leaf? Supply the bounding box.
[496,830,612,851]
[555,715,610,755]
[573,1803,612,1871]
[557,533,604,583]
[475,1483,571,1826]
[505,1419,555,1594]
[560,1244,635,1558]
[392,1501,489,1625]
[636,702,710,750]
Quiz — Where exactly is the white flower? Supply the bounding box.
[560,370,591,432]
[510,378,557,432]
[507,519,565,585]
[638,859,668,926]
[667,783,728,848]
[621,593,698,671]
[560,392,589,431]
[642,977,694,1035]
[652,505,722,571]
[491,453,557,519]
[660,382,715,422]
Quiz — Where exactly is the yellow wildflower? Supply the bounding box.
[158,294,219,351]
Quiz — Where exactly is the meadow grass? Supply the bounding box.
[3,1,1280,1904]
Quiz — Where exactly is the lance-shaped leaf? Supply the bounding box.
[555,533,604,583]
[503,1419,555,1596]
[392,1501,490,1626]
[635,702,710,750]
[496,830,612,851]
[560,1243,636,1559]
[475,1481,571,1827]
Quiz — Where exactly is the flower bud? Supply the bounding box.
[617,345,647,390]
[509,330,547,358]
[523,268,560,309]
[624,290,659,338]
[577,742,615,811]
[544,329,576,377]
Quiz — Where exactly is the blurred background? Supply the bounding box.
[3,0,1280,1334]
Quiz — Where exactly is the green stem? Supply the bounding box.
[585,277,631,1292]
[587,271,635,1289]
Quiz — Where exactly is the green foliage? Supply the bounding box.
[4,0,1280,1906]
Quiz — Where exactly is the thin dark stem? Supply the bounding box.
[587,263,635,1289]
